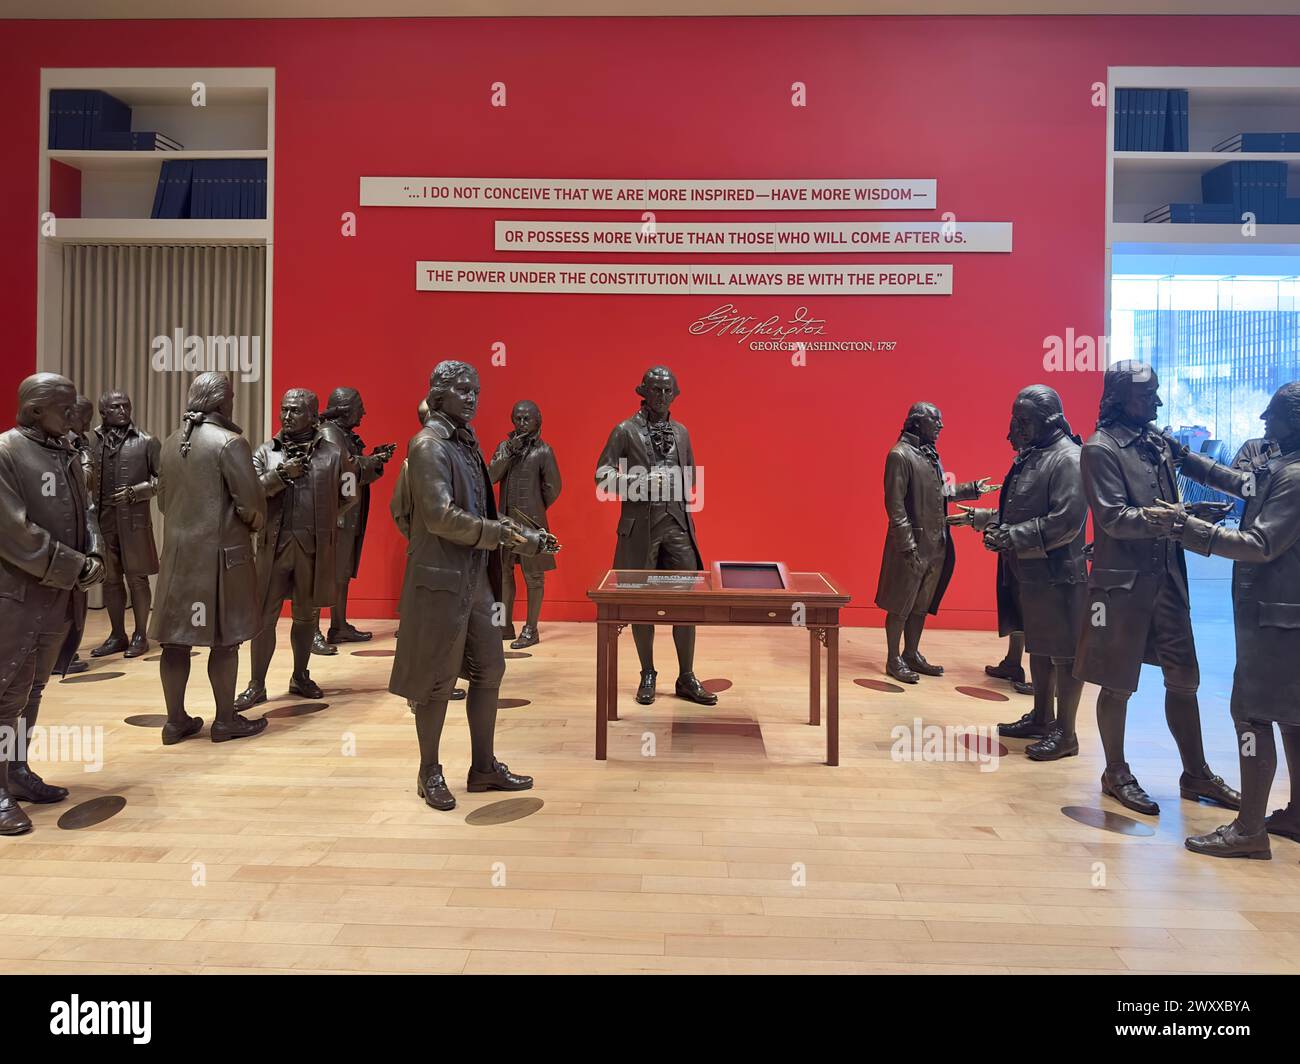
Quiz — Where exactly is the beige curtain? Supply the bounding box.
[59,244,266,447]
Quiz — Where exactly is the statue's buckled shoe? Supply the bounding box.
[902,652,943,676]
[417,767,456,810]
[0,793,33,836]
[328,624,372,644]
[91,634,129,658]
[510,625,539,649]
[1026,726,1078,761]
[1265,808,1300,843]
[1180,768,1241,811]
[234,683,267,710]
[162,715,204,746]
[6,765,68,804]
[635,670,657,705]
[998,712,1052,739]
[289,673,323,700]
[886,657,919,684]
[1101,764,1159,816]
[985,661,1025,683]
[211,714,269,743]
[310,631,338,656]
[675,674,718,705]
[466,759,533,793]
[1186,821,1271,860]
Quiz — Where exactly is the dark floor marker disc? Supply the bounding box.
[498,698,531,709]
[61,671,125,684]
[958,732,1008,759]
[464,797,544,825]
[1061,805,1156,837]
[352,649,395,657]
[955,685,1009,702]
[504,651,532,659]
[124,714,169,728]
[701,678,732,693]
[854,678,904,693]
[57,795,127,830]
[262,701,330,719]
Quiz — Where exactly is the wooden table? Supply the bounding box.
[586,569,851,764]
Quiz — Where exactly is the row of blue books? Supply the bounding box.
[1213,132,1300,153]
[1115,88,1188,152]
[1203,161,1293,223]
[1146,160,1299,224]
[49,89,182,150]
[151,160,267,219]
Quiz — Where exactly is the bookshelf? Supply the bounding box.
[1105,66,1300,330]
[36,67,275,429]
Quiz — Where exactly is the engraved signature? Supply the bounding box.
[688,304,828,345]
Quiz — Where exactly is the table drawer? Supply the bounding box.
[729,606,796,624]
[616,605,708,623]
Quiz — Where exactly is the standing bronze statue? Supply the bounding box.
[1141,384,1300,858]
[1074,361,1239,816]
[0,374,104,834]
[235,389,356,709]
[62,395,97,676]
[389,361,558,812]
[88,389,160,659]
[595,366,715,706]
[309,387,395,655]
[392,398,464,701]
[490,400,562,649]
[952,386,1088,759]
[150,372,269,744]
[875,401,996,684]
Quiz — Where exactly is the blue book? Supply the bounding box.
[1153,90,1168,152]
[151,161,169,218]
[1166,89,1188,151]
[86,90,132,135]
[1144,202,1235,223]
[48,89,85,148]
[170,160,195,219]
[1282,199,1300,224]
[190,161,208,219]
[1212,132,1300,152]
[1115,89,1130,151]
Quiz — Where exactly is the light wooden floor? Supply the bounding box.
[3,611,1297,975]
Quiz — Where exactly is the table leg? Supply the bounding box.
[596,622,608,760]
[809,626,820,726]
[608,623,619,721]
[826,625,839,767]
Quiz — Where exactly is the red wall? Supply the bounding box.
[3,16,1297,627]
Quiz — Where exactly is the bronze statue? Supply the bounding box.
[392,398,464,701]
[389,361,558,812]
[595,366,715,706]
[0,373,105,834]
[150,372,269,744]
[1074,361,1239,815]
[62,395,96,676]
[235,389,357,709]
[875,401,996,684]
[952,386,1088,759]
[87,389,160,658]
[1142,384,1300,858]
[309,387,395,655]
[489,400,562,649]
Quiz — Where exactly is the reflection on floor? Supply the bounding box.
[1,571,1295,976]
